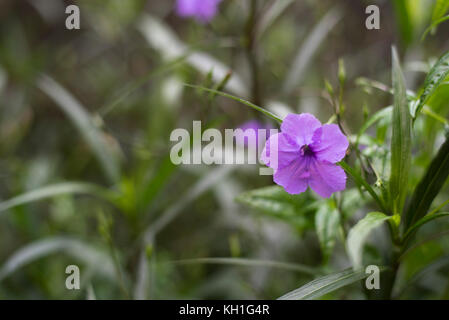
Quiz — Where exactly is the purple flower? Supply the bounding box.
[235,120,274,150]
[175,0,222,23]
[261,113,349,198]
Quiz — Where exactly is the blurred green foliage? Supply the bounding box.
[0,0,449,300]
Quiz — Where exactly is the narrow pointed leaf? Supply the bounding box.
[422,15,449,40]
[0,182,114,215]
[413,50,449,118]
[0,237,115,282]
[392,0,414,46]
[278,268,368,300]
[403,212,449,242]
[255,0,295,40]
[432,0,449,22]
[37,75,121,183]
[390,48,412,215]
[315,205,340,262]
[282,7,342,94]
[404,136,449,230]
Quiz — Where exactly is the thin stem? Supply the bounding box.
[333,194,347,239]
[245,0,262,106]
[428,199,449,216]
[338,161,388,213]
[107,238,130,299]
[328,81,377,185]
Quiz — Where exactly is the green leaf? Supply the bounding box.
[392,0,414,46]
[413,50,449,118]
[278,268,368,300]
[137,155,177,212]
[403,136,449,230]
[390,47,412,215]
[37,75,121,183]
[0,237,115,282]
[236,185,316,231]
[282,6,342,94]
[184,84,282,123]
[255,0,295,40]
[422,15,449,40]
[432,0,449,22]
[0,182,115,215]
[347,212,392,268]
[315,205,340,262]
[403,212,449,243]
[338,162,387,212]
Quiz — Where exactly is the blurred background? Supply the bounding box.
[0,0,448,299]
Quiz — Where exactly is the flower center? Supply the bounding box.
[300,144,314,157]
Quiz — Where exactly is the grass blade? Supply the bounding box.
[0,182,114,215]
[37,75,121,183]
[255,0,295,40]
[87,284,97,300]
[422,15,449,40]
[278,268,368,300]
[282,7,342,94]
[403,136,449,230]
[390,47,412,215]
[403,212,449,243]
[0,237,115,282]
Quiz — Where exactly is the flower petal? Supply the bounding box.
[176,0,221,22]
[311,124,349,163]
[308,160,346,198]
[176,0,198,16]
[236,120,274,149]
[273,157,309,194]
[281,113,322,146]
[261,132,301,170]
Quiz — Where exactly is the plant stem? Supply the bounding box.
[384,245,401,299]
[107,238,130,299]
[245,0,262,106]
